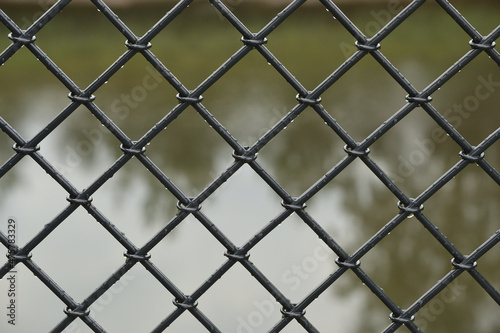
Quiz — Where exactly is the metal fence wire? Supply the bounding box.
[1,0,500,332]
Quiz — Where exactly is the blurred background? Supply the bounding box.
[0,0,499,332]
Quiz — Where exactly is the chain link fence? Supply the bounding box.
[1,0,499,332]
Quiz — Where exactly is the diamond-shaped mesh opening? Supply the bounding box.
[305,187,361,252]
[369,107,460,196]
[251,213,337,301]
[321,55,408,142]
[201,164,283,245]
[34,208,125,300]
[153,0,243,89]
[0,47,70,139]
[40,105,122,187]
[361,218,451,307]
[33,2,126,87]
[200,49,297,145]
[146,106,233,196]
[93,55,180,140]
[91,157,179,243]
[305,158,399,254]
[148,214,226,293]
[265,3,353,88]
[257,107,346,194]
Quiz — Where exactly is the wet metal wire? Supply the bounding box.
[1,0,500,332]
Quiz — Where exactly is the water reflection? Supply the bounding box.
[1,2,499,332]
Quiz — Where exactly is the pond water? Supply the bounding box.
[0,1,499,332]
